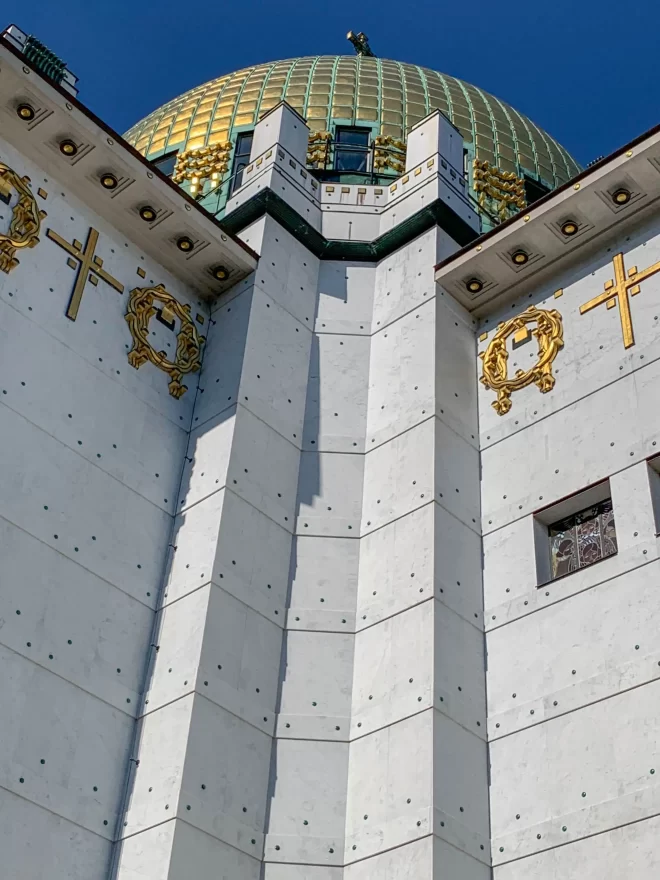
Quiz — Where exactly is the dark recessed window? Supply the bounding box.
[523,174,551,206]
[229,131,254,195]
[152,150,178,178]
[548,499,617,580]
[334,127,370,173]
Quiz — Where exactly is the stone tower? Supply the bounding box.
[2,22,660,880]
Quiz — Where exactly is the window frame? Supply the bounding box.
[229,130,254,196]
[151,149,179,178]
[533,479,618,586]
[546,499,617,581]
[333,126,372,173]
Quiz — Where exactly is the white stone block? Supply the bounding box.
[316,262,375,334]
[250,103,310,167]
[267,739,349,837]
[406,111,464,173]
[304,332,370,452]
[367,299,436,446]
[297,451,364,535]
[279,631,353,718]
[0,789,110,880]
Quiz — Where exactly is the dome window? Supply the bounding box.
[229,131,254,196]
[334,127,371,173]
[152,150,178,178]
[523,174,551,207]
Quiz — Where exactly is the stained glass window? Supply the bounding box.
[548,500,617,580]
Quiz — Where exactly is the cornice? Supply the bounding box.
[435,124,660,314]
[0,36,258,299]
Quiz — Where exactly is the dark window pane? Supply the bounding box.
[152,151,178,177]
[236,132,253,157]
[335,149,368,172]
[334,128,370,172]
[523,174,551,206]
[229,159,248,195]
[336,128,369,146]
[229,131,254,196]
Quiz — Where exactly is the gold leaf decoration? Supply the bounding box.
[307,131,332,169]
[0,163,42,273]
[171,142,232,195]
[373,135,406,174]
[479,306,564,415]
[473,159,526,223]
[125,284,205,399]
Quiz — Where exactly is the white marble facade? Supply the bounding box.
[3,36,660,880]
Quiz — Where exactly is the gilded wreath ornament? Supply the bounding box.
[125,284,205,399]
[479,306,564,415]
[0,163,42,273]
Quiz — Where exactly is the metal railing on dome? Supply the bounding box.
[195,136,410,215]
[193,138,500,230]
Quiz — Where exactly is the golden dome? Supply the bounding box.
[125,55,580,191]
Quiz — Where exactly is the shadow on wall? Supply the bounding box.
[111,255,367,871]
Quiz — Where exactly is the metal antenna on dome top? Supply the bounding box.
[347,31,376,57]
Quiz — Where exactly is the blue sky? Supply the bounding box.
[3,0,658,168]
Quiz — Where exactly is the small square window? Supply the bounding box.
[534,481,617,584]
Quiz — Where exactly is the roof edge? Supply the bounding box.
[0,31,258,263]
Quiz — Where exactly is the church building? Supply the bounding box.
[1,20,658,880]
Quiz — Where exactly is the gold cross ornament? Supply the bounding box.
[580,251,660,348]
[46,226,124,320]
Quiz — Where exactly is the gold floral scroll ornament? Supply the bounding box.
[479,306,564,415]
[0,163,42,273]
[125,284,205,399]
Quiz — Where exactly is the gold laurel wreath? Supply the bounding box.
[0,163,42,273]
[125,284,205,399]
[479,306,564,415]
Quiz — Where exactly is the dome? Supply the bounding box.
[125,55,580,197]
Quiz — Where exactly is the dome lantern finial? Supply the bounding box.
[347,30,375,57]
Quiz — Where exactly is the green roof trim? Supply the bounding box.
[221,189,479,262]
[23,35,66,85]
